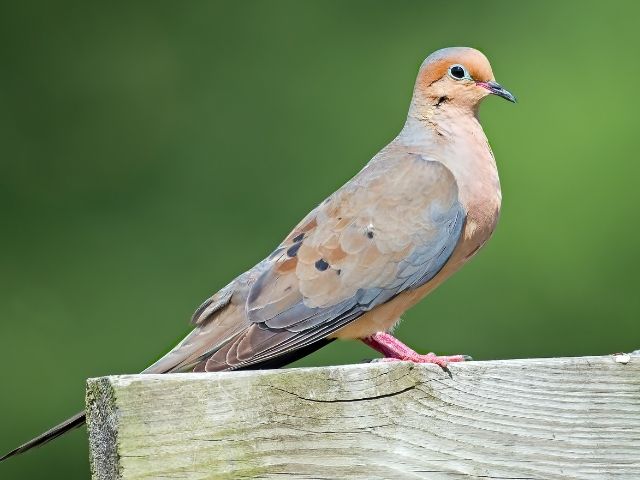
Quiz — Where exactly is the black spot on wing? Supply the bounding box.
[287,243,301,257]
[315,259,329,271]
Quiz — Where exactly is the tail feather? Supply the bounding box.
[0,411,86,462]
[1,305,327,461]
[1,343,195,462]
[1,334,189,462]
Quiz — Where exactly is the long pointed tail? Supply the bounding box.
[1,344,191,462]
[1,342,196,462]
[0,411,86,462]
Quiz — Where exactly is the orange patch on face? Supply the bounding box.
[419,59,456,87]
[418,48,494,87]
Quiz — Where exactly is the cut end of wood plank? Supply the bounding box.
[86,377,119,480]
[86,355,640,479]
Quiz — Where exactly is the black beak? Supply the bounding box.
[477,81,517,103]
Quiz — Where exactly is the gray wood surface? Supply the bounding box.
[86,354,640,479]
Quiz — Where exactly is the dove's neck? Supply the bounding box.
[397,102,502,244]
[399,103,500,193]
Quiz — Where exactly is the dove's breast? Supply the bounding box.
[333,118,501,339]
[448,139,502,261]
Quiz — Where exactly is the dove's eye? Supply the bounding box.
[448,64,469,80]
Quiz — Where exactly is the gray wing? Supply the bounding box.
[181,154,466,372]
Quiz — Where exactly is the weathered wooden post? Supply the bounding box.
[86,354,640,479]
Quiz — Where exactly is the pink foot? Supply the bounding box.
[362,332,471,369]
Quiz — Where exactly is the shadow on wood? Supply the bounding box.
[86,355,640,479]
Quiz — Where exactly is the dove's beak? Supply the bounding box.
[477,81,516,103]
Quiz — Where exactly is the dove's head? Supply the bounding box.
[412,47,515,113]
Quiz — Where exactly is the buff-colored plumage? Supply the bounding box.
[1,46,515,461]
[146,46,510,373]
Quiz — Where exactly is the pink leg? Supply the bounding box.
[362,332,470,368]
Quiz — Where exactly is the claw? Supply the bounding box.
[361,332,471,369]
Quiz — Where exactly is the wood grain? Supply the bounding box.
[86,354,640,479]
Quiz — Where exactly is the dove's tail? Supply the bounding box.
[1,336,205,462]
[0,411,86,462]
[1,346,194,462]
[1,337,190,462]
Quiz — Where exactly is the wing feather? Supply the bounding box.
[150,154,466,373]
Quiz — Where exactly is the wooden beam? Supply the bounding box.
[86,354,640,479]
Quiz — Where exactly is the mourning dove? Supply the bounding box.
[1,46,515,461]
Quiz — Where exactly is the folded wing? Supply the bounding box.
[148,154,465,373]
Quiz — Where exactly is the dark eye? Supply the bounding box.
[449,64,468,80]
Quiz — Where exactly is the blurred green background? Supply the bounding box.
[2,0,639,477]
